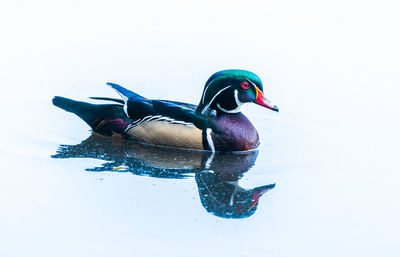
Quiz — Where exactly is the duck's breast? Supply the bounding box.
[211,113,259,151]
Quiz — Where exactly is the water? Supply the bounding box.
[1,1,400,256]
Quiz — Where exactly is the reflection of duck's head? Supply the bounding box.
[196,170,275,219]
[52,135,275,218]
[198,152,275,219]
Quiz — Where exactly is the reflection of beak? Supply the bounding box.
[254,87,279,112]
[250,183,275,209]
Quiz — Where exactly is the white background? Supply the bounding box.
[1,1,399,257]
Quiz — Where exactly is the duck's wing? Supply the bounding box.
[89,97,125,104]
[107,82,146,101]
[107,82,210,130]
[151,100,209,130]
[107,82,158,120]
[155,100,197,111]
[158,100,216,118]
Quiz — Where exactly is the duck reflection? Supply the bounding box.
[52,134,275,219]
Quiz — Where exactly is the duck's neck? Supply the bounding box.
[215,91,244,114]
[215,107,243,116]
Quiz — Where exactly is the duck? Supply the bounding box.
[53,69,278,152]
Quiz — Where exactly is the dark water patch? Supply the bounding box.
[52,134,275,219]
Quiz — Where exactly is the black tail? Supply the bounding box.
[52,96,128,133]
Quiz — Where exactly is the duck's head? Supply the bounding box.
[196,69,279,115]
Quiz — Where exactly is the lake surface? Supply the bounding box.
[1,1,400,257]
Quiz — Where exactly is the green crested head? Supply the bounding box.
[196,69,278,115]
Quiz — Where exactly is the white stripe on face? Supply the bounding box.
[201,77,218,105]
[200,85,231,115]
[246,79,258,89]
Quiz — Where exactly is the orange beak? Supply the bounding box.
[254,87,279,112]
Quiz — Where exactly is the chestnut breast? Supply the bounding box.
[210,113,259,151]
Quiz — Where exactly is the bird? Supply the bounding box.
[53,69,278,152]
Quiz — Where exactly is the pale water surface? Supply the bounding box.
[1,1,400,257]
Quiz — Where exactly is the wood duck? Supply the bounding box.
[53,69,278,152]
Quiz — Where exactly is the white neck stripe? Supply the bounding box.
[205,151,215,169]
[216,89,244,113]
[206,128,215,152]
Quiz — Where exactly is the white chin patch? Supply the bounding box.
[217,90,244,113]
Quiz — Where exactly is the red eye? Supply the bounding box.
[241,81,250,90]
